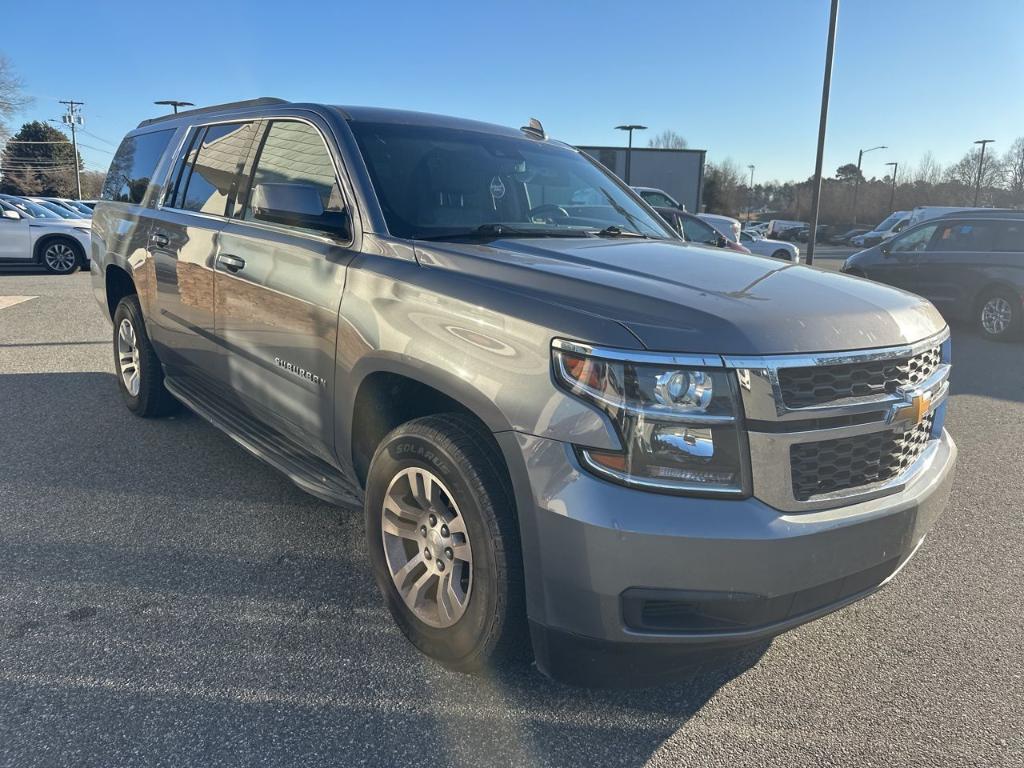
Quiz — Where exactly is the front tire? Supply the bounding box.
[112,295,179,416]
[40,238,82,275]
[772,248,791,261]
[364,414,524,672]
[977,288,1022,341]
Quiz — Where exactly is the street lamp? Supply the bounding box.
[746,164,755,221]
[973,139,995,206]
[615,124,647,185]
[805,0,840,266]
[852,144,886,224]
[154,100,194,114]
[885,161,899,213]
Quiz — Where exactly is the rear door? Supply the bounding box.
[147,121,260,379]
[213,117,359,460]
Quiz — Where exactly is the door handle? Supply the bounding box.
[150,232,169,248]
[218,253,246,273]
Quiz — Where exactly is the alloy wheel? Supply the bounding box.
[381,467,473,628]
[44,242,77,273]
[981,297,1012,336]
[117,318,141,396]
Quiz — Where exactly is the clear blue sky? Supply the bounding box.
[5,0,1022,183]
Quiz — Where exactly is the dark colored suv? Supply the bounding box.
[842,210,1024,340]
[90,98,956,686]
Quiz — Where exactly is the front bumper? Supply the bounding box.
[498,428,957,686]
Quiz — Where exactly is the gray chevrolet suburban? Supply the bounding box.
[91,98,957,686]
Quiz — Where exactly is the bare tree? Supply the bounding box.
[1004,137,1024,197]
[0,55,31,141]
[647,129,688,149]
[914,151,943,185]
[945,147,1005,190]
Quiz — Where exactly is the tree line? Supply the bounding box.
[704,141,1024,227]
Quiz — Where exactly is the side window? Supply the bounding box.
[993,222,1024,252]
[681,216,718,244]
[890,223,938,252]
[101,129,175,204]
[931,221,996,252]
[177,122,258,216]
[242,121,346,235]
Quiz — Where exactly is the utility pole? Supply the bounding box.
[59,100,84,199]
[806,0,840,266]
[746,164,755,221]
[615,124,647,185]
[885,161,899,213]
[973,139,995,206]
[852,144,885,224]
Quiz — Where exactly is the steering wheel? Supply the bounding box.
[528,204,570,222]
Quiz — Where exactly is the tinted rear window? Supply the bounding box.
[101,129,175,204]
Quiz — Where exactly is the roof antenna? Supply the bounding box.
[520,118,546,140]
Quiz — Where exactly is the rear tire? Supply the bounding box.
[976,288,1022,341]
[364,414,525,672]
[112,295,179,416]
[39,237,82,275]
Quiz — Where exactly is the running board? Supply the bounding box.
[164,375,364,509]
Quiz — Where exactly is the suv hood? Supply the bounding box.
[417,237,945,355]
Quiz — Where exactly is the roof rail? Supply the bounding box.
[937,208,1024,219]
[137,97,290,128]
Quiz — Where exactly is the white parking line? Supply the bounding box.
[0,296,37,310]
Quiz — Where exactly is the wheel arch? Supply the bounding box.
[105,264,137,319]
[345,357,515,489]
[33,233,84,265]
[974,279,1023,312]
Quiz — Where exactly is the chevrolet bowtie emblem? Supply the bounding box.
[888,392,931,429]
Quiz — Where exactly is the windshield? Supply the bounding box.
[875,212,905,231]
[349,122,673,240]
[2,197,59,219]
[35,200,82,218]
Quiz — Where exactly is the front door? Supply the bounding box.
[869,222,939,294]
[213,119,358,460]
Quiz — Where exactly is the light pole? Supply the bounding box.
[885,161,898,213]
[746,164,755,221]
[852,144,886,224]
[615,124,647,185]
[973,139,995,206]
[154,100,194,115]
[805,0,840,266]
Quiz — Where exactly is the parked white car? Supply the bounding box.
[850,211,910,247]
[0,198,92,274]
[698,213,742,242]
[738,230,800,262]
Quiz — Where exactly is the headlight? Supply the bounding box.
[552,340,749,496]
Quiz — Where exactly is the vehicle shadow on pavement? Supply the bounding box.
[947,327,1024,404]
[0,371,768,767]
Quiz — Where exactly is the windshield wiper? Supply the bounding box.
[592,225,649,239]
[414,223,593,241]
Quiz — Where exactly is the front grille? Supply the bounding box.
[778,346,941,409]
[790,415,935,501]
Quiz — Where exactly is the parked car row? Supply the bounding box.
[0,194,93,274]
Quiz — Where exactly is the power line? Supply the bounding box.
[78,128,117,147]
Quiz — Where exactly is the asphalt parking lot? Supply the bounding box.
[1,264,1022,768]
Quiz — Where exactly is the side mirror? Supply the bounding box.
[251,183,350,238]
[716,234,727,248]
[880,243,892,256]
[1,209,20,220]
